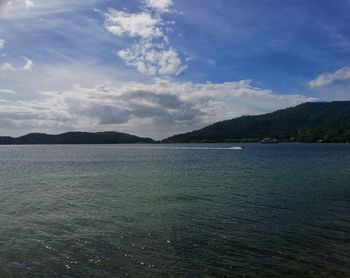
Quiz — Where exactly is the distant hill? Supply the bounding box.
[163,101,350,143]
[0,131,155,145]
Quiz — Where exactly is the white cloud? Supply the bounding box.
[118,41,186,76]
[0,62,315,138]
[25,0,34,8]
[309,66,350,88]
[104,3,186,76]
[104,10,163,39]
[0,39,5,50]
[0,0,88,20]
[0,62,15,71]
[22,57,33,71]
[0,88,16,94]
[145,0,173,12]
[0,57,33,71]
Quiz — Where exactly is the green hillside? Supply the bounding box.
[163,101,350,143]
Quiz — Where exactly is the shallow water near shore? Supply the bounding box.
[0,144,349,277]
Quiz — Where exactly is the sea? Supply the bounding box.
[0,144,349,277]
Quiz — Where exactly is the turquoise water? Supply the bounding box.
[0,144,349,277]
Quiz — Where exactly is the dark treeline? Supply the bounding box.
[1,101,350,144]
[0,132,155,145]
[163,101,350,143]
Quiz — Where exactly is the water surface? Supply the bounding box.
[0,144,349,277]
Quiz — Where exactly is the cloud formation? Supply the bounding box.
[0,0,87,19]
[309,66,350,88]
[22,57,33,71]
[0,39,5,50]
[24,0,34,8]
[1,0,335,139]
[104,10,163,39]
[118,41,185,75]
[0,57,33,71]
[0,63,314,138]
[145,0,173,12]
[0,62,15,71]
[0,0,34,14]
[104,1,185,76]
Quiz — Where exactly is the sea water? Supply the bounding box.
[0,144,349,277]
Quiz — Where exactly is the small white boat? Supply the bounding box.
[228,146,245,150]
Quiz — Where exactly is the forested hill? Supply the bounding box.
[163,101,350,143]
[0,131,155,145]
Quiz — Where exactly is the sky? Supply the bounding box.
[0,0,349,139]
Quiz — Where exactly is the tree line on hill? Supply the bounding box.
[0,101,349,144]
[0,132,155,145]
[163,101,350,143]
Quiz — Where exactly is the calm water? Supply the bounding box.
[0,144,349,277]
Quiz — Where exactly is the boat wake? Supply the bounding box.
[95,146,245,150]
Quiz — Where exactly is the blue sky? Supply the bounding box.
[0,0,349,138]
